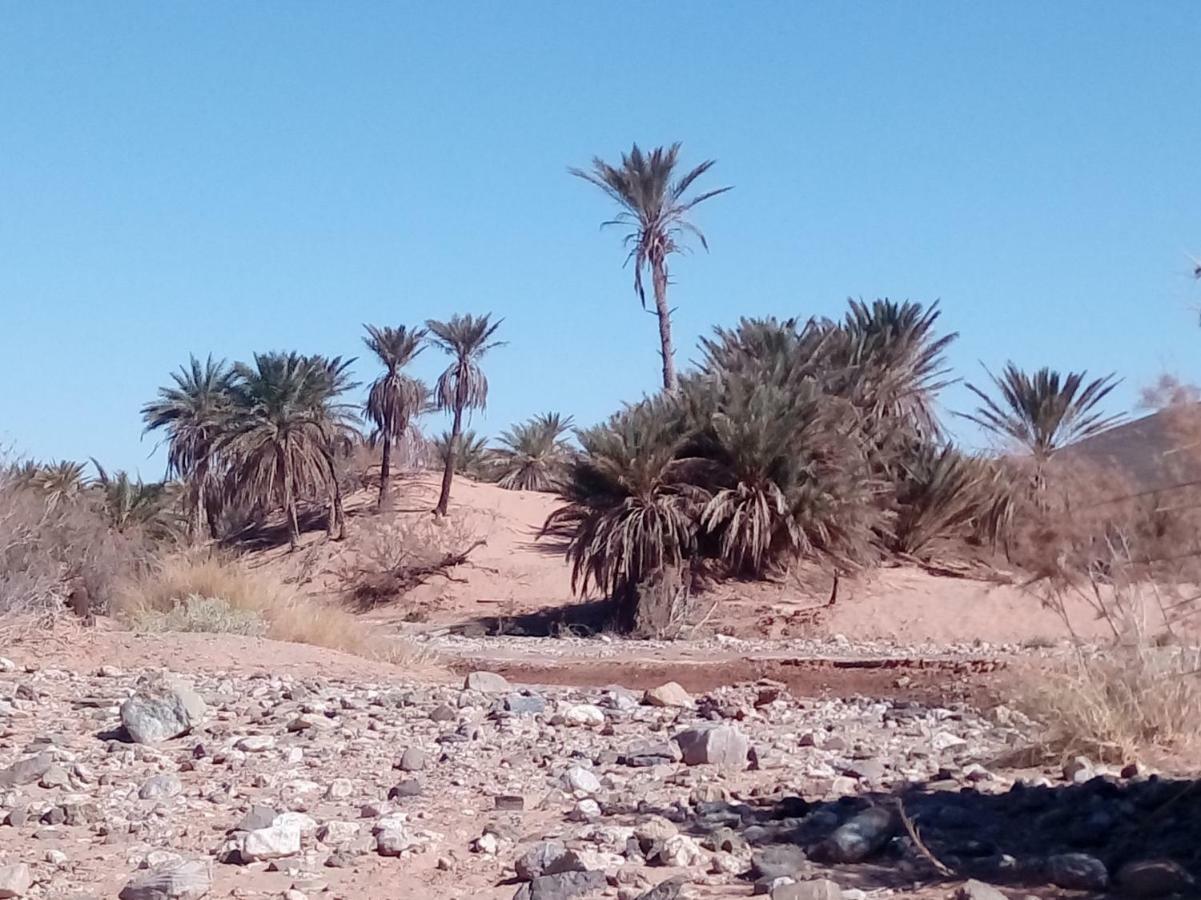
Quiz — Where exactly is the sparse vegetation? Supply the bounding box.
[115,553,426,663]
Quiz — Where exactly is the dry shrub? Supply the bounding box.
[0,477,151,620]
[116,554,430,665]
[336,515,486,611]
[1022,535,1201,761]
[1026,645,1201,762]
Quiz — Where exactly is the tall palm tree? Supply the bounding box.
[362,324,427,508]
[219,353,336,551]
[962,363,1123,486]
[141,355,233,541]
[570,143,731,391]
[426,314,504,516]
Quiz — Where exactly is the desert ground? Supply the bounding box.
[0,475,1197,900]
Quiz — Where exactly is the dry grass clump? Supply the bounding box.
[1021,534,1201,762]
[116,554,429,665]
[1027,646,1201,763]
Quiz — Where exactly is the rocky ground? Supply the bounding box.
[0,655,1196,900]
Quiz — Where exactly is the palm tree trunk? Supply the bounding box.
[652,262,677,392]
[192,477,206,546]
[280,446,299,551]
[378,431,393,509]
[434,406,462,516]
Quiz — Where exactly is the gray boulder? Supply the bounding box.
[673,724,748,770]
[120,676,206,744]
[118,859,212,900]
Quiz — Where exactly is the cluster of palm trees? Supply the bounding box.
[139,315,504,550]
[543,297,1121,629]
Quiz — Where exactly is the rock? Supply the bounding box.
[38,765,70,789]
[118,860,212,900]
[515,841,569,880]
[376,818,427,856]
[0,753,52,788]
[240,822,302,862]
[324,778,354,801]
[674,724,748,770]
[1047,853,1108,892]
[751,845,809,881]
[234,735,275,753]
[645,682,692,708]
[0,864,31,899]
[655,834,703,867]
[495,795,525,811]
[429,704,456,722]
[317,821,361,845]
[120,676,206,744]
[138,774,182,801]
[562,766,601,796]
[635,878,687,900]
[820,807,895,863]
[570,799,601,821]
[514,870,607,900]
[1062,756,1094,784]
[954,881,1007,900]
[634,816,678,846]
[388,779,423,799]
[563,705,606,727]
[397,748,427,772]
[504,694,547,716]
[233,804,278,832]
[771,880,842,900]
[1115,860,1194,898]
[464,671,510,693]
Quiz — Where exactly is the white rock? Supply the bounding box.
[644,682,693,708]
[562,765,601,796]
[235,735,276,753]
[463,671,510,693]
[563,704,606,727]
[0,863,30,898]
[658,834,704,867]
[273,811,318,837]
[317,821,360,845]
[240,822,301,861]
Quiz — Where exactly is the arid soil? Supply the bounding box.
[0,475,1197,899]
[1,633,1197,900]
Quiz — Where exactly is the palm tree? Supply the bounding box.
[141,355,233,541]
[362,324,427,508]
[25,460,88,509]
[305,354,361,539]
[433,429,492,480]
[492,412,575,492]
[541,398,705,631]
[219,353,336,551]
[426,314,504,516]
[571,143,731,392]
[962,363,1123,487]
[90,461,184,540]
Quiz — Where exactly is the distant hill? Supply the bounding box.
[1064,407,1201,493]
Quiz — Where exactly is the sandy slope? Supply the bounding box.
[243,472,1194,650]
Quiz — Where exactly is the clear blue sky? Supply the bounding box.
[2,2,1199,475]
